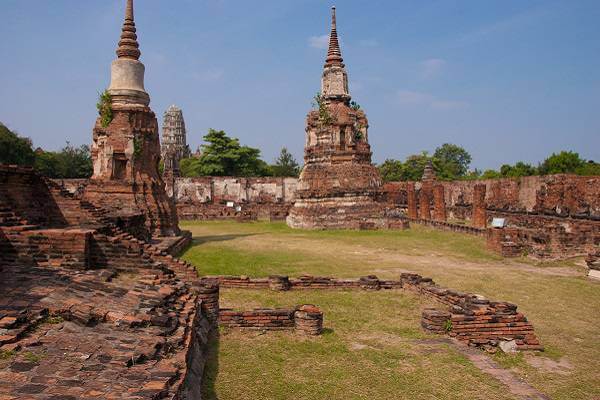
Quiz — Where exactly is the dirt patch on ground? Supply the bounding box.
[526,355,574,375]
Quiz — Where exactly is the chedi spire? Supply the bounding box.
[116,0,141,60]
[325,6,344,67]
[108,0,149,106]
[321,6,350,101]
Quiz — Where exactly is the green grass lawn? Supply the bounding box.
[181,221,600,400]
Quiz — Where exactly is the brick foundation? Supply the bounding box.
[219,305,323,335]
[402,273,542,351]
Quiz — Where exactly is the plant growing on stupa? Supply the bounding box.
[96,90,113,128]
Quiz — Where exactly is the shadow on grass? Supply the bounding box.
[192,233,260,246]
[202,330,220,400]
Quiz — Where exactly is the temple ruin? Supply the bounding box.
[1,2,599,399]
[83,0,180,239]
[161,105,191,178]
[286,7,386,230]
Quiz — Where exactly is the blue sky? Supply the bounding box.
[1,0,599,170]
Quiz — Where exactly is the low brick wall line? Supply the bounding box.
[205,272,542,352]
[219,305,323,335]
[406,218,486,236]
[401,273,543,351]
[200,275,403,291]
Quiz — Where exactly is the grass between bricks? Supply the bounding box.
[181,220,600,400]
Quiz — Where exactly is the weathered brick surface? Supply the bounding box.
[86,103,180,238]
[403,273,542,351]
[0,233,214,399]
[201,274,403,290]
[382,175,600,258]
[472,184,487,229]
[164,176,298,221]
[586,249,600,271]
[433,184,447,222]
[406,182,418,219]
[0,163,215,398]
[219,305,323,335]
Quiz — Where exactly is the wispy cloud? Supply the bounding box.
[396,89,468,110]
[452,5,555,48]
[308,34,329,49]
[192,68,224,82]
[358,39,379,47]
[420,58,446,79]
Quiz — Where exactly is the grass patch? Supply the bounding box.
[0,349,16,361]
[182,221,600,400]
[23,351,44,363]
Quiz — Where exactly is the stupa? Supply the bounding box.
[287,7,385,229]
[83,0,180,238]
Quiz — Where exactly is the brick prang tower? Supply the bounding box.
[161,105,190,178]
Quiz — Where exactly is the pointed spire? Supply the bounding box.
[116,0,141,60]
[325,6,344,67]
[422,160,436,181]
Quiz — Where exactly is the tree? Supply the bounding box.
[271,147,300,177]
[499,161,537,177]
[433,143,472,180]
[575,160,600,176]
[34,143,93,179]
[403,152,431,181]
[378,159,404,182]
[480,169,501,179]
[538,151,585,175]
[0,123,36,166]
[181,129,269,177]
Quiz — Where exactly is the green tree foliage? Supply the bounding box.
[575,161,600,176]
[480,169,501,179]
[403,153,431,181]
[0,123,36,166]
[379,159,404,182]
[34,143,93,179]
[271,147,300,177]
[180,129,270,177]
[433,143,472,180]
[538,151,585,175]
[499,161,537,177]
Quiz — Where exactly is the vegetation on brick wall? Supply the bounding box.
[133,136,143,160]
[96,90,113,128]
[313,92,333,126]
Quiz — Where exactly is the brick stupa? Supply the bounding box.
[83,0,180,238]
[287,7,385,229]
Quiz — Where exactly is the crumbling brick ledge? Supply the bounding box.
[406,217,486,236]
[402,273,543,351]
[203,273,542,352]
[201,275,402,291]
[219,305,323,335]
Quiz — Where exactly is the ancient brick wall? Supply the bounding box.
[168,176,298,221]
[402,273,542,351]
[203,272,541,351]
[382,175,600,219]
[382,175,600,257]
[219,305,323,335]
[0,166,77,227]
[201,274,403,290]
